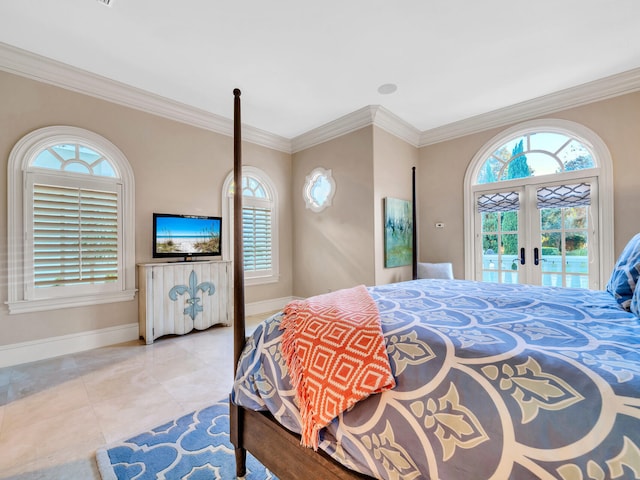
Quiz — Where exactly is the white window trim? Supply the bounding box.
[463,118,614,288]
[222,166,279,286]
[303,167,336,212]
[7,126,136,314]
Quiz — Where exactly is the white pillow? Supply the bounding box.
[417,262,454,280]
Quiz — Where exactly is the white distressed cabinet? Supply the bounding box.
[137,260,232,344]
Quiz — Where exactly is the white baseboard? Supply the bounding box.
[0,297,298,368]
[245,296,295,317]
[0,322,139,369]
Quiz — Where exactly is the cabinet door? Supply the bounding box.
[154,264,193,337]
[141,261,230,342]
[215,262,231,326]
[163,263,218,333]
[189,262,219,331]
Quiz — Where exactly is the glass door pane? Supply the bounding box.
[539,205,589,288]
[480,209,520,284]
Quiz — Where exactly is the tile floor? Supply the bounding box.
[0,314,267,479]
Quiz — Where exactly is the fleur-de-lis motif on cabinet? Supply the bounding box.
[168,270,216,320]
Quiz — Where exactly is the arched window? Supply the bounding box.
[7,126,136,313]
[464,119,614,289]
[222,167,279,285]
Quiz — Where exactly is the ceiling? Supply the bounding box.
[1,0,640,141]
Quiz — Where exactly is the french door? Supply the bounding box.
[475,178,598,289]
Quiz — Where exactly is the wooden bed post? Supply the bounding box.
[228,89,373,480]
[412,166,418,280]
[230,87,247,477]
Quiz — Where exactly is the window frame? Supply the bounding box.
[222,166,279,286]
[303,167,336,212]
[7,126,136,314]
[463,119,614,288]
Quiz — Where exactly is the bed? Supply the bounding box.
[233,278,640,479]
[228,90,640,479]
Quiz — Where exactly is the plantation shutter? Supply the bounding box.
[33,184,119,287]
[242,206,272,272]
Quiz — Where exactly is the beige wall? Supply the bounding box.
[3,67,638,352]
[291,126,418,298]
[292,127,376,298]
[418,91,640,279]
[373,126,419,285]
[0,71,292,347]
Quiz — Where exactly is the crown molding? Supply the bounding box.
[2,42,639,154]
[291,106,378,152]
[291,105,421,153]
[0,42,292,153]
[371,107,421,147]
[419,67,640,146]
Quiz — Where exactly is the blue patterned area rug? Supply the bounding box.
[96,399,277,480]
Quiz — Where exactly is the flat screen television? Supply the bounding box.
[153,213,222,260]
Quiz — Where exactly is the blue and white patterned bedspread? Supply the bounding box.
[233,279,640,479]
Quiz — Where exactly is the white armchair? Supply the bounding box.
[417,262,454,280]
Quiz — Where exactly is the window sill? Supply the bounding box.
[6,289,137,314]
[245,275,279,287]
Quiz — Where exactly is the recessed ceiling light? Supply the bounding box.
[377,83,398,95]
[97,0,112,6]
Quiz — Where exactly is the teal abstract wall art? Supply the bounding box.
[168,270,216,320]
[384,197,413,268]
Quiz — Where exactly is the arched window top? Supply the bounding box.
[469,119,609,187]
[226,167,273,201]
[12,126,130,182]
[242,174,269,199]
[31,143,117,177]
[476,131,596,185]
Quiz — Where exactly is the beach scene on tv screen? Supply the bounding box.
[156,217,220,254]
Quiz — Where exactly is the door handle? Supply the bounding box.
[534,247,540,266]
[520,247,526,265]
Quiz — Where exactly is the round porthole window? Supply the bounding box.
[303,167,336,212]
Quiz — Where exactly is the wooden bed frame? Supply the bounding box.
[229,89,417,479]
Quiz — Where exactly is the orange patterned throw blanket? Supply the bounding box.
[280,285,396,450]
